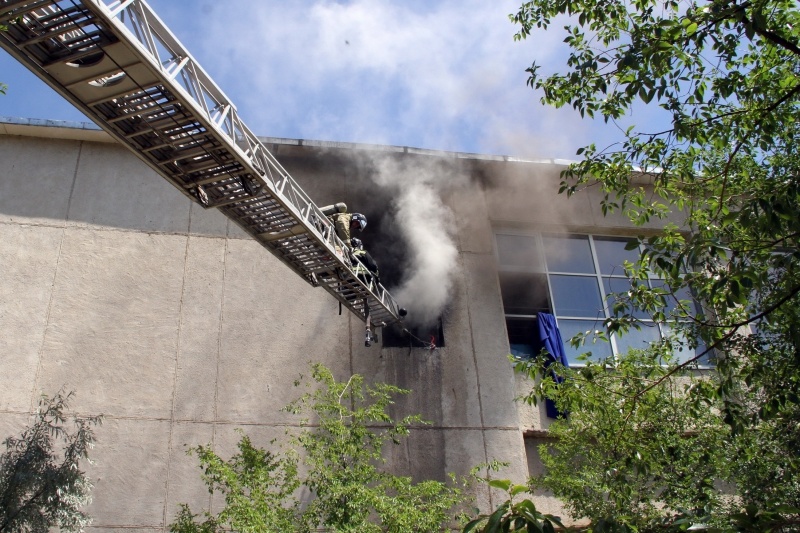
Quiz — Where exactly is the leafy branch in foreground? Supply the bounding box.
[172,363,471,533]
[509,0,800,529]
[0,391,101,533]
[170,432,300,533]
[515,349,800,532]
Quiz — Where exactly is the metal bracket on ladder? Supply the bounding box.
[0,0,406,329]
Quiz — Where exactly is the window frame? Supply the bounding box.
[495,230,709,367]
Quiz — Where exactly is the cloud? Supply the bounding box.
[154,0,584,158]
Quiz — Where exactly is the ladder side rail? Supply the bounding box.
[97,0,241,155]
[317,278,392,323]
[164,55,189,82]
[1,0,405,325]
[128,1,161,66]
[106,0,224,105]
[211,102,231,131]
[345,252,402,318]
[99,0,332,243]
[185,60,215,125]
[375,285,399,316]
[255,228,398,324]
[107,0,135,19]
[180,59,208,118]
[3,0,354,281]
[100,0,342,252]
[377,282,400,316]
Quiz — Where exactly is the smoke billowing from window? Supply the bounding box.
[367,156,465,328]
[390,180,458,327]
[319,149,579,332]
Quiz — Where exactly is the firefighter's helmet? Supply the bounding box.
[351,213,367,231]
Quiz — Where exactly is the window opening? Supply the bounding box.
[382,317,445,349]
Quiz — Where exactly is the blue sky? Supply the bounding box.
[0,0,620,159]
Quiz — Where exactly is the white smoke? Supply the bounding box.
[369,157,463,328]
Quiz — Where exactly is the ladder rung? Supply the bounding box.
[87,84,165,107]
[259,225,308,242]
[17,17,92,46]
[205,192,254,210]
[171,144,226,162]
[0,0,51,23]
[189,169,251,187]
[41,43,105,67]
[64,63,139,89]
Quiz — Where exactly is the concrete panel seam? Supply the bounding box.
[203,421,521,431]
[209,236,229,513]
[64,141,82,223]
[28,141,83,411]
[161,232,191,527]
[348,305,354,377]
[459,253,493,507]
[187,199,197,235]
[0,220,74,231]
[0,219,240,240]
[85,525,163,531]
[51,413,520,431]
[461,250,494,256]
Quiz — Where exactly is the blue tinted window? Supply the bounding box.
[550,275,603,317]
[542,234,595,273]
[603,276,650,320]
[496,234,545,271]
[594,237,639,275]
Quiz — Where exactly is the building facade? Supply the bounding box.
[0,117,675,530]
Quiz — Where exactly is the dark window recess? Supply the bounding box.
[506,317,541,359]
[499,272,550,315]
[382,317,445,348]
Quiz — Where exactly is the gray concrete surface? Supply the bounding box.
[0,120,652,530]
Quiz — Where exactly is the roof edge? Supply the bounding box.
[0,116,573,166]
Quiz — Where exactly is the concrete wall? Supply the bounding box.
[0,122,525,531]
[0,120,660,530]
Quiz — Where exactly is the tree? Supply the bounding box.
[170,433,300,533]
[517,353,736,532]
[507,0,800,529]
[0,391,101,533]
[285,364,469,532]
[172,364,470,533]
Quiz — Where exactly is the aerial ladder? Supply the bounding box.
[0,0,407,345]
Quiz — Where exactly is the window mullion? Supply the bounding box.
[588,236,618,359]
[538,233,557,324]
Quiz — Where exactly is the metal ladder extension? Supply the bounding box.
[0,0,405,328]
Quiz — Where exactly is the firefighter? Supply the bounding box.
[329,211,367,243]
[350,237,379,285]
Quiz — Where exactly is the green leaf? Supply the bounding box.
[527,521,544,533]
[508,0,800,529]
[510,484,529,497]
[489,479,513,491]
[485,503,510,532]
[464,516,488,533]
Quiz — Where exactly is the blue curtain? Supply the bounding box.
[537,312,569,419]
